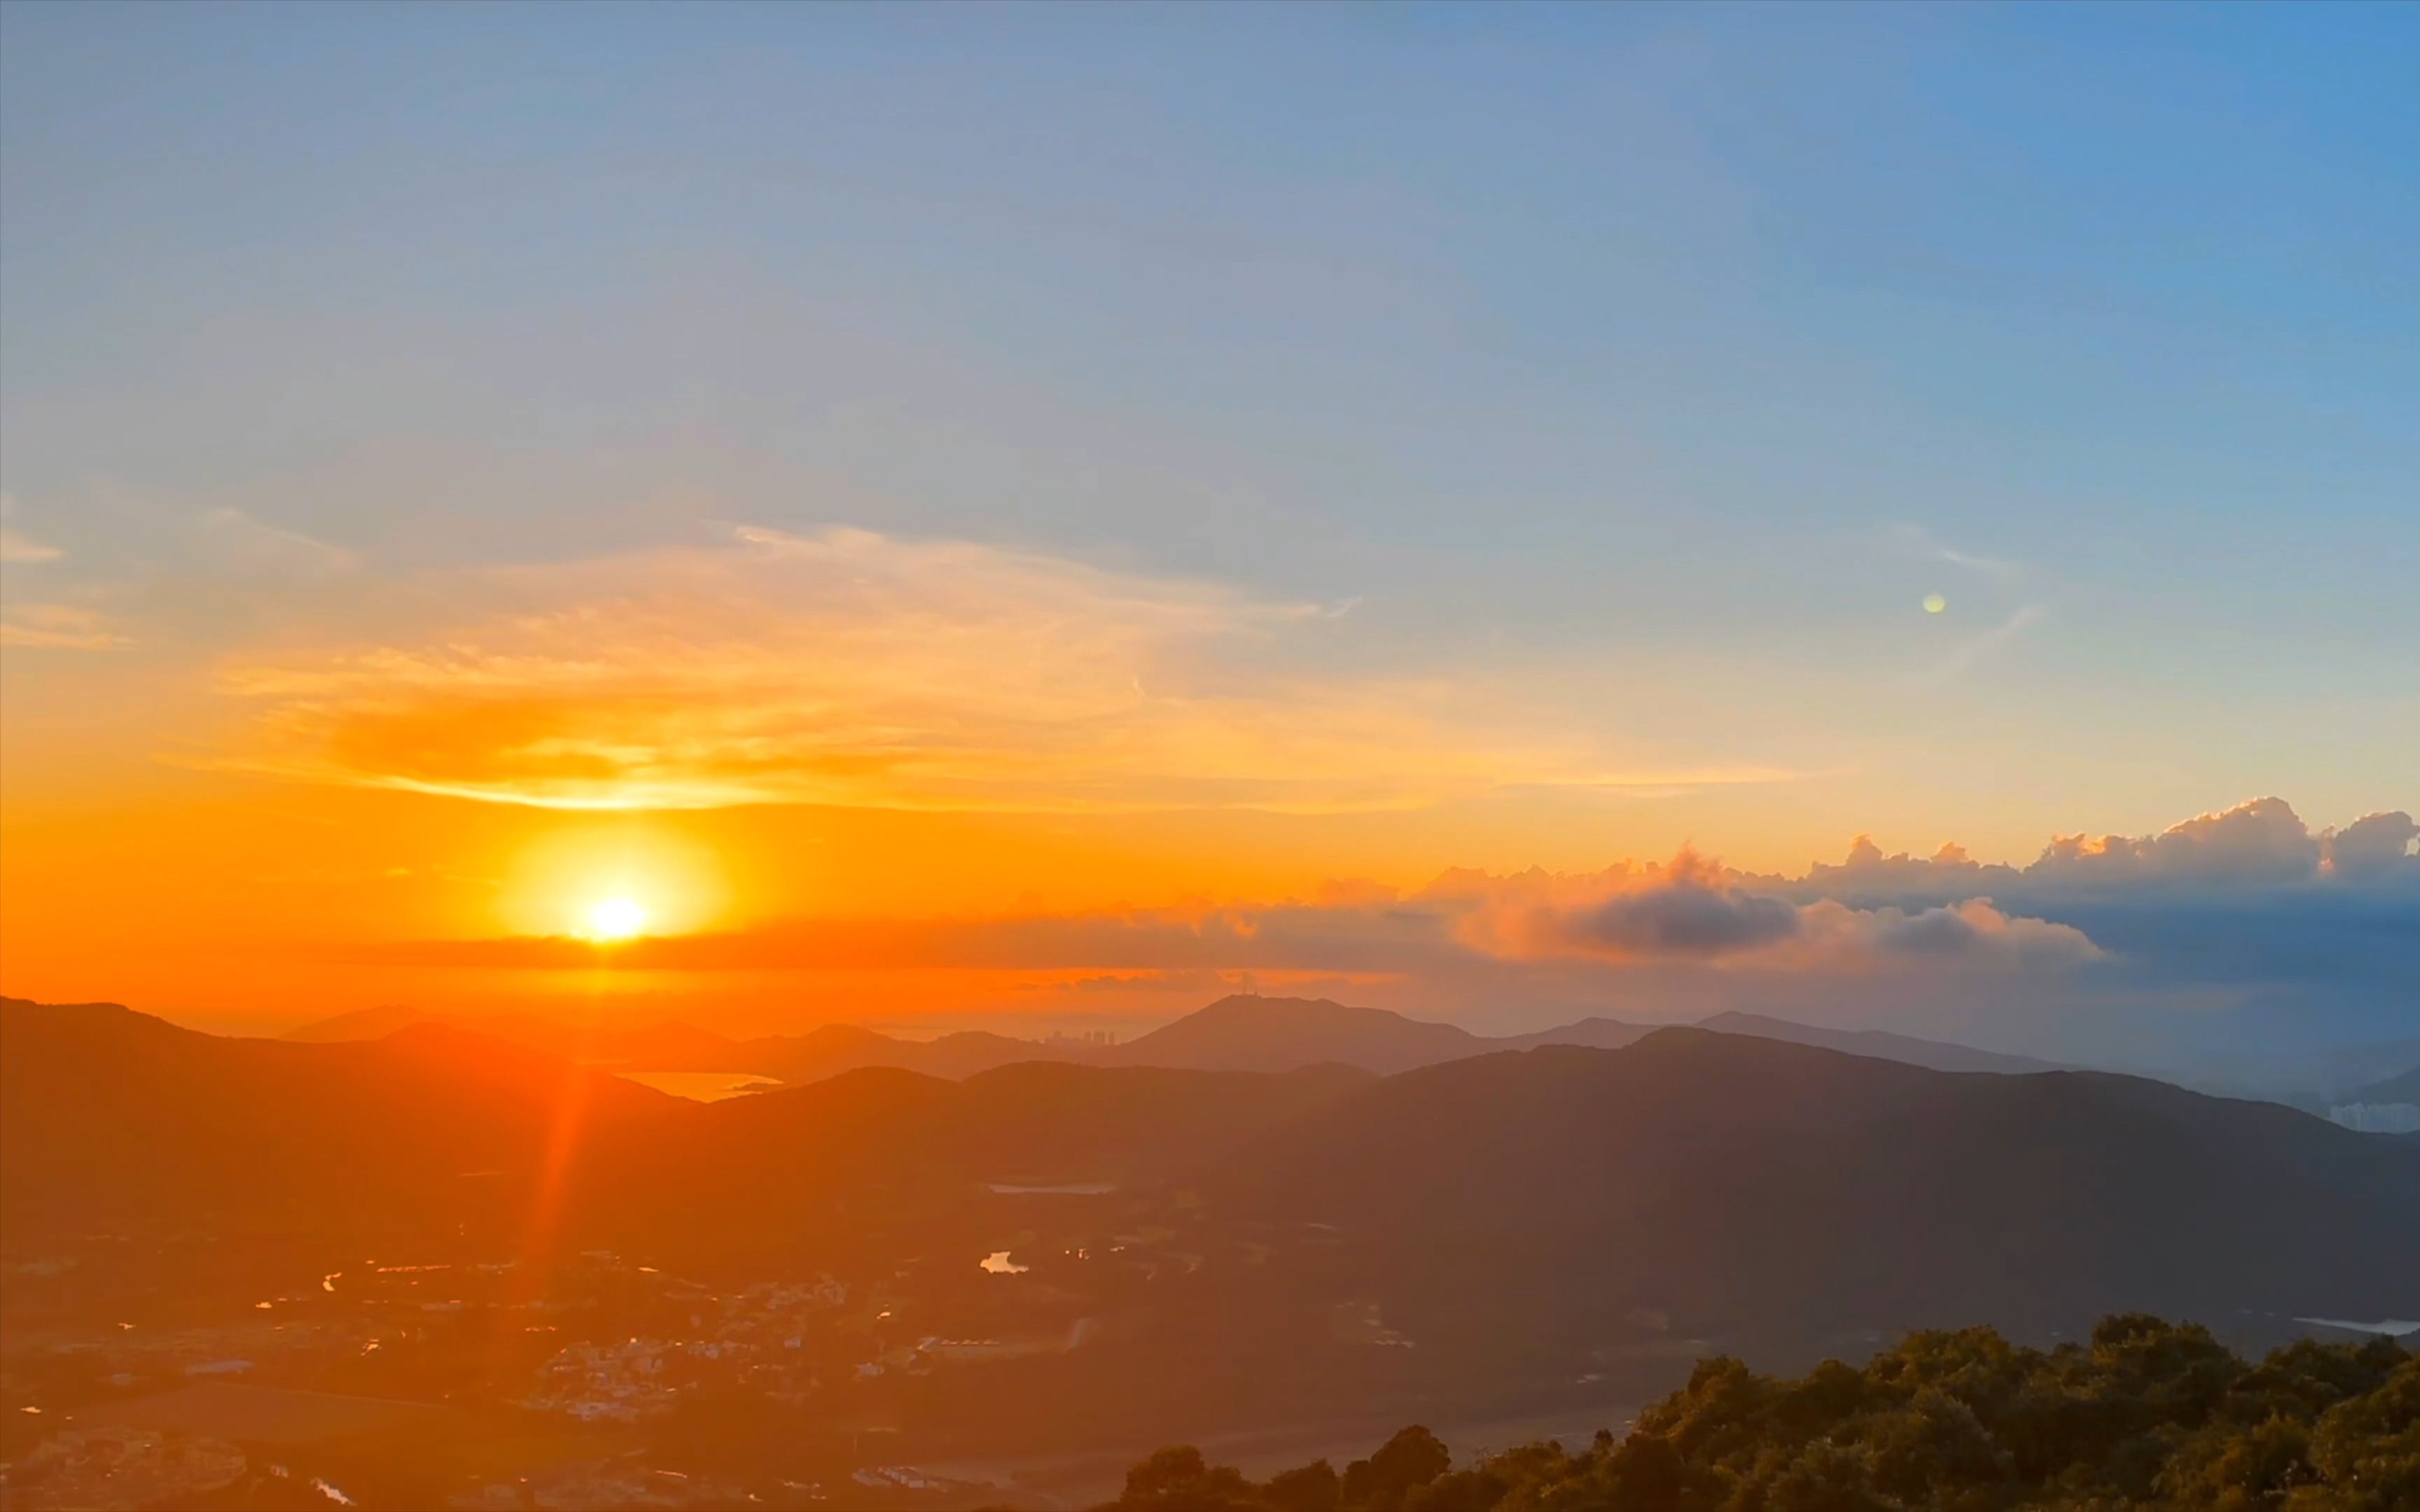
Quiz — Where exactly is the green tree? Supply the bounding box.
[1265,1458,1340,1512]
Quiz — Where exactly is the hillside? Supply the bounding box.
[273,995,2083,1091]
[2351,1063,2420,1105]
[1214,1030,2420,1371]
[0,999,679,1244]
[277,1004,431,1042]
[1099,995,1484,1074]
[573,1058,1375,1261]
[19,1001,2408,1334]
[1497,1015,1660,1053]
[0,1000,1372,1257]
[1097,1317,2417,1512]
[1697,1009,2070,1074]
[9,1000,2417,1452]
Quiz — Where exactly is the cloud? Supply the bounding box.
[218,524,1793,813]
[1496,848,1802,960]
[0,530,64,565]
[0,602,127,651]
[1463,848,2099,973]
[1938,547,2025,582]
[1791,835,2021,897]
[194,508,358,578]
[1913,603,2044,687]
[2029,796,2325,888]
[332,792,2416,1079]
[386,797,2388,984]
[344,902,1468,974]
[1789,897,2104,972]
[0,494,65,564]
[366,836,2101,986]
[1889,524,2026,584]
[1769,798,2414,902]
[2323,811,2420,880]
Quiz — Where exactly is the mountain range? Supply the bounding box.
[8,995,2412,1343]
[2348,1063,2420,1106]
[270,993,2067,1086]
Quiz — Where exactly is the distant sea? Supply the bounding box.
[613,1070,781,1102]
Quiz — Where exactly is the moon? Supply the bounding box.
[1923,593,1947,614]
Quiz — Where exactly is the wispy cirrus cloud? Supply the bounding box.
[0,493,66,564]
[1912,601,2045,687]
[217,524,1800,814]
[0,602,127,651]
[0,531,64,565]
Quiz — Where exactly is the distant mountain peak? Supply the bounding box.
[1694,1009,2069,1076]
[281,1003,432,1042]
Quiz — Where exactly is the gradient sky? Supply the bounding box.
[1,4,2412,1040]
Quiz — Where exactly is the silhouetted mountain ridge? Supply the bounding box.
[2349,1063,2420,1105]
[0,997,679,1240]
[11,1000,2412,1350]
[1697,1009,2070,1074]
[272,994,2055,1087]
[1214,1027,2419,1359]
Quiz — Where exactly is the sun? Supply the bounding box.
[583,897,648,942]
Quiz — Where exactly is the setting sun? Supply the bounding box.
[583,897,647,942]
[1,10,2413,1511]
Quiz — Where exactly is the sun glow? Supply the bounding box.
[583,897,648,941]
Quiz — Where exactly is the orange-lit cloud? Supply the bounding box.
[0,601,127,650]
[218,525,1799,815]
[342,841,2103,981]
[1451,847,2102,972]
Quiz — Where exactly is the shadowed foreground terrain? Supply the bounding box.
[4,999,2415,1508]
[1095,1316,2416,1512]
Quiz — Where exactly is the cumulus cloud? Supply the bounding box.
[2030,797,2328,888]
[401,796,2401,983]
[2323,811,2420,880]
[1790,836,2022,897]
[1463,848,2100,974]
[1767,799,2413,903]
[1489,849,1801,960]
[1788,897,2104,972]
[218,524,1795,813]
[335,794,2405,1079]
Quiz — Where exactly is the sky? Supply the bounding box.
[1,4,2412,1063]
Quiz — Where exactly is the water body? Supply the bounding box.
[615,1071,781,1102]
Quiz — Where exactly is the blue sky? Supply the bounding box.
[3,2,2414,862]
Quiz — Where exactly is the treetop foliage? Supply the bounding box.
[1094,1317,2414,1512]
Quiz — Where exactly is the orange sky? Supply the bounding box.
[2,519,2403,1039]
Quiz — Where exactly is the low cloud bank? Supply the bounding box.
[1452,847,2101,974]
[359,795,2411,1078]
[1774,797,2415,902]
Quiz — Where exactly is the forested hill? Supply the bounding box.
[1094,1315,2415,1512]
